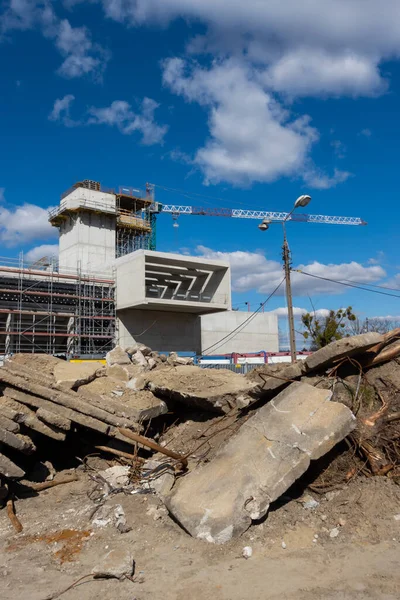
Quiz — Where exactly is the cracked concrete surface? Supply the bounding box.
[165,382,356,543]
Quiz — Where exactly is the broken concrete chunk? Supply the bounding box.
[53,361,99,390]
[146,365,258,413]
[106,364,131,382]
[123,391,168,421]
[167,352,194,366]
[130,349,148,368]
[246,361,304,396]
[125,343,152,357]
[165,382,355,543]
[0,453,25,479]
[304,332,383,373]
[0,427,36,454]
[106,345,132,367]
[92,548,135,579]
[99,465,131,490]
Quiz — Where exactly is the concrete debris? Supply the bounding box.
[304,332,383,372]
[92,548,135,580]
[242,546,253,559]
[0,453,25,479]
[246,361,304,396]
[114,504,131,533]
[145,365,258,413]
[141,459,175,498]
[329,527,340,538]
[53,361,99,390]
[106,345,132,367]
[165,382,355,543]
[167,352,194,366]
[146,504,168,521]
[99,465,131,490]
[299,495,319,510]
[1,329,399,549]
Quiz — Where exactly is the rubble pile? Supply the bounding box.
[0,331,399,544]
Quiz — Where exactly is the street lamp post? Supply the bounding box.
[258,195,311,363]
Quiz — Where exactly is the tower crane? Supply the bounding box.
[146,185,367,363]
[152,203,366,227]
[145,183,367,229]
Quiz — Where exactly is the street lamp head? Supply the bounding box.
[294,194,311,209]
[258,218,271,231]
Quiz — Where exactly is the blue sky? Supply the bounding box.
[0,0,399,335]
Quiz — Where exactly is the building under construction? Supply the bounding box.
[0,179,156,357]
[0,180,277,357]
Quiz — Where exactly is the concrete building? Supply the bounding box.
[200,311,279,355]
[115,249,231,352]
[0,180,279,357]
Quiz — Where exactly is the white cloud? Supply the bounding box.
[360,128,372,137]
[263,50,386,98]
[48,95,168,145]
[303,167,352,190]
[195,245,386,297]
[1,1,109,80]
[88,97,168,145]
[90,0,400,187]
[0,202,57,246]
[163,58,324,186]
[330,140,346,159]
[0,188,4,202]
[48,94,78,127]
[25,244,59,263]
[271,306,331,319]
[98,0,400,98]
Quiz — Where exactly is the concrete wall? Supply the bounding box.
[62,188,116,213]
[58,212,116,276]
[200,311,279,354]
[117,308,201,353]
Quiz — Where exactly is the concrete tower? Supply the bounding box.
[49,180,154,276]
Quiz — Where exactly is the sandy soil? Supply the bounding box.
[1,465,399,600]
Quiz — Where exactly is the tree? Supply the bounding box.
[301,307,357,350]
[349,317,400,335]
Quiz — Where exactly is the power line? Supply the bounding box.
[331,278,400,292]
[202,278,285,355]
[152,183,265,210]
[294,270,400,299]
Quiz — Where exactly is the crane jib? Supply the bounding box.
[158,205,366,225]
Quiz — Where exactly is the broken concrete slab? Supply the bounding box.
[246,361,304,396]
[106,345,132,367]
[92,548,135,579]
[122,390,168,421]
[165,382,355,543]
[53,361,99,390]
[145,365,258,413]
[304,332,383,373]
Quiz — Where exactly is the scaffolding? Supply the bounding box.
[0,256,115,357]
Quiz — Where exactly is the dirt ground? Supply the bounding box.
[1,464,399,600]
